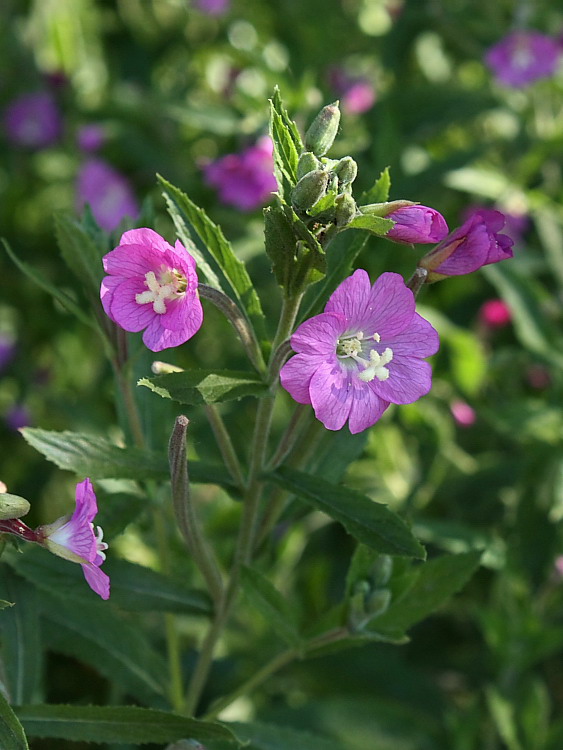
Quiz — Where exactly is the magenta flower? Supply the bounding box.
[3,91,62,148]
[485,31,561,87]
[479,299,511,328]
[280,270,439,434]
[77,124,106,153]
[203,136,277,211]
[419,210,513,282]
[5,404,31,432]
[37,479,110,600]
[386,205,449,244]
[450,400,476,427]
[328,67,376,114]
[462,204,529,244]
[76,158,139,232]
[100,228,203,352]
[195,0,230,15]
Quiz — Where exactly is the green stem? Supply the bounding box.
[266,403,310,472]
[204,405,245,491]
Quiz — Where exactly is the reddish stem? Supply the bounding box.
[0,518,39,542]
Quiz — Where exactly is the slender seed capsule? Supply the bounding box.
[291,169,329,211]
[305,101,341,156]
[334,156,358,185]
[297,151,321,180]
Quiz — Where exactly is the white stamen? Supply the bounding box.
[358,347,394,382]
[135,267,187,314]
[373,332,380,342]
[93,525,108,561]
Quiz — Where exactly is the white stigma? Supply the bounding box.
[135,268,186,314]
[358,347,394,383]
[93,524,108,561]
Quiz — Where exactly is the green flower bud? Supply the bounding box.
[334,156,358,185]
[305,102,341,157]
[297,151,321,180]
[334,193,357,227]
[365,588,391,619]
[0,493,31,520]
[371,554,393,587]
[291,169,329,211]
[359,200,416,217]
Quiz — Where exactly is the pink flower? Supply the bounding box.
[37,479,110,600]
[280,270,439,434]
[100,228,203,352]
[203,136,277,211]
[386,205,449,244]
[485,31,561,87]
[328,67,376,114]
[76,158,139,232]
[5,404,31,432]
[450,400,476,427]
[77,124,106,153]
[195,0,230,15]
[3,91,62,148]
[462,205,529,244]
[479,299,511,328]
[419,210,513,282]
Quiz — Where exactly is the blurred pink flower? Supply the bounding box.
[195,0,230,16]
[527,365,551,390]
[0,334,16,373]
[203,136,277,211]
[77,124,106,153]
[76,158,139,232]
[485,31,561,87]
[328,67,376,114]
[450,401,476,427]
[479,299,511,328]
[3,91,62,148]
[5,404,31,432]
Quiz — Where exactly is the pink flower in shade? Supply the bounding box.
[76,158,139,232]
[479,299,511,328]
[3,91,62,148]
[5,404,31,432]
[195,0,230,15]
[386,205,449,244]
[485,31,561,87]
[100,228,203,352]
[280,270,439,434]
[450,400,476,427]
[203,136,277,211]
[37,479,110,600]
[419,210,513,282]
[328,67,376,114]
[77,124,106,153]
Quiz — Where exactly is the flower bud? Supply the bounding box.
[365,588,391,619]
[0,493,31,520]
[334,193,357,227]
[297,151,321,180]
[370,554,392,587]
[334,156,358,185]
[386,205,449,245]
[291,169,329,211]
[304,102,341,156]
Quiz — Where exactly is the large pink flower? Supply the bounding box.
[37,478,110,600]
[485,31,561,88]
[280,270,439,434]
[100,228,203,352]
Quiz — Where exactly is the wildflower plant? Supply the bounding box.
[1,91,514,748]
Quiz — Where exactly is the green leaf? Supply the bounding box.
[268,466,425,559]
[0,692,28,750]
[362,167,391,203]
[158,176,266,341]
[16,705,240,745]
[346,213,395,236]
[308,187,338,218]
[8,547,212,616]
[264,204,299,290]
[53,212,103,293]
[2,239,96,330]
[486,687,523,750]
[20,428,235,487]
[269,87,303,195]
[241,566,302,649]
[139,369,270,406]
[483,263,563,368]
[0,568,41,705]
[230,720,346,750]
[38,591,168,704]
[371,551,482,638]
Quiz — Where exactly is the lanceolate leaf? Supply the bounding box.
[362,167,391,204]
[346,214,394,236]
[0,692,28,750]
[20,428,235,487]
[16,705,240,745]
[0,568,41,705]
[139,369,270,406]
[269,87,303,194]
[268,466,425,559]
[158,175,266,341]
[241,566,302,649]
[53,212,104,293]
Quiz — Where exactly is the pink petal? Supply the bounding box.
[291,312,346,355]
[102,243,165,278]
[325,269,372,327]
[162,292,204,337]
[371,356,433,404]
[82,562,110,600]
[309,361,353,431]
[104,277,157,332]
[173,240,198,272]
[142,307,202,352]
[359,272,416,337]
[280,353,325,404]
[118,228,172,253]
[348,385,389,433]
[386,313,440,358]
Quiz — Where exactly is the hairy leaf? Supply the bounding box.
[362,167,391,204]
[139,369,270,406]
[346,213,395,236]
[0,692,28,750]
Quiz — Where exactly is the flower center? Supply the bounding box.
[336,330,393,382]
[512,40,533,70]
[135,267,187,314]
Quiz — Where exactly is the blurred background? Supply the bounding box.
[1,1,563,748]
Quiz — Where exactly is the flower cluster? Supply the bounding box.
[280,270,439,433]
[485,31,561,87]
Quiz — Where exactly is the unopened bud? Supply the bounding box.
[151,361,184,375]
[334,156,358,185]
[305,102,341,157]
[371,554,392,587]
[334,193,357,227]
[291,169,329,211]
[0,493,31,520]
[297,151,321,180]
[359,200,416,217]
[365,588,391,619]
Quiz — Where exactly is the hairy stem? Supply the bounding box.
[204,405,246,491]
